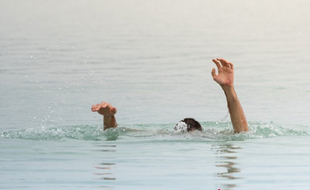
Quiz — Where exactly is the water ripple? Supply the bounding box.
[1,122,309,142]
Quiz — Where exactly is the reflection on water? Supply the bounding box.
[212,143,242,190]
[93,143,117,189]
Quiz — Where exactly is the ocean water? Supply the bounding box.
[1,0,310,189]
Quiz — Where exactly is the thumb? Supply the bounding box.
[211,68,217,79]
[91,105,96,112]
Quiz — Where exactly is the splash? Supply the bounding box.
[1,122,309,141]
[0,125,105,141]
[202,121,310,141]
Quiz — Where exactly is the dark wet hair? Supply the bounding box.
[182,118,202,132]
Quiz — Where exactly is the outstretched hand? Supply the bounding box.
[211,58,248,132]
[91,101,117,116]
[211,58,234,88]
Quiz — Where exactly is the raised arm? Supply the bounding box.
[91,101,117,130]
[211,58,248,133]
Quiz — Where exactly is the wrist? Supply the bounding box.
[104,115,115,120]
[222,85,238,101]
[103,115,117,130]
[221,85,234,92]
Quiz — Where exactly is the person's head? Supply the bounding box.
[174,118,202,132]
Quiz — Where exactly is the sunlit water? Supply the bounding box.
[1,0,310,189]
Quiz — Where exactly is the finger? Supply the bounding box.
[229,62,234,69]
[212,59,221,69]
[95,104,103,111]
[211,68,217,79]
[93,104,101,112]
[98,102,106,107]
[91,105,96,112]
[217,58,230,68]
[111,107,117,114]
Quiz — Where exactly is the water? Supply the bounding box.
[1,0,310,189]
[1,123,310,189]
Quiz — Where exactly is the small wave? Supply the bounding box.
[201,121,310,141]
[0,125,106,141]
[1,122,309,141]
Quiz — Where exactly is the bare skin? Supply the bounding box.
[92,58,248,132]
[211,58,249,132]
[91,102,117,130]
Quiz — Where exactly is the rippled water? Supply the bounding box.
[1,0,310,189]
[2,122,309,142]
[1,123,310,189]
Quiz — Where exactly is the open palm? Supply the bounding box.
[211,58,234,87]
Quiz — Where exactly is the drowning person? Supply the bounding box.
[91,58,249,133]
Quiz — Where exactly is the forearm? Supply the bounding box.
[222,86,248,133]
[103,115,117,130]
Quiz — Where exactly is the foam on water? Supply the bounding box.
[1,121,309,142]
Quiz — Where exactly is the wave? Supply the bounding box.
[1,122,309,141]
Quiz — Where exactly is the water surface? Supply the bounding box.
[1,0,310,189]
